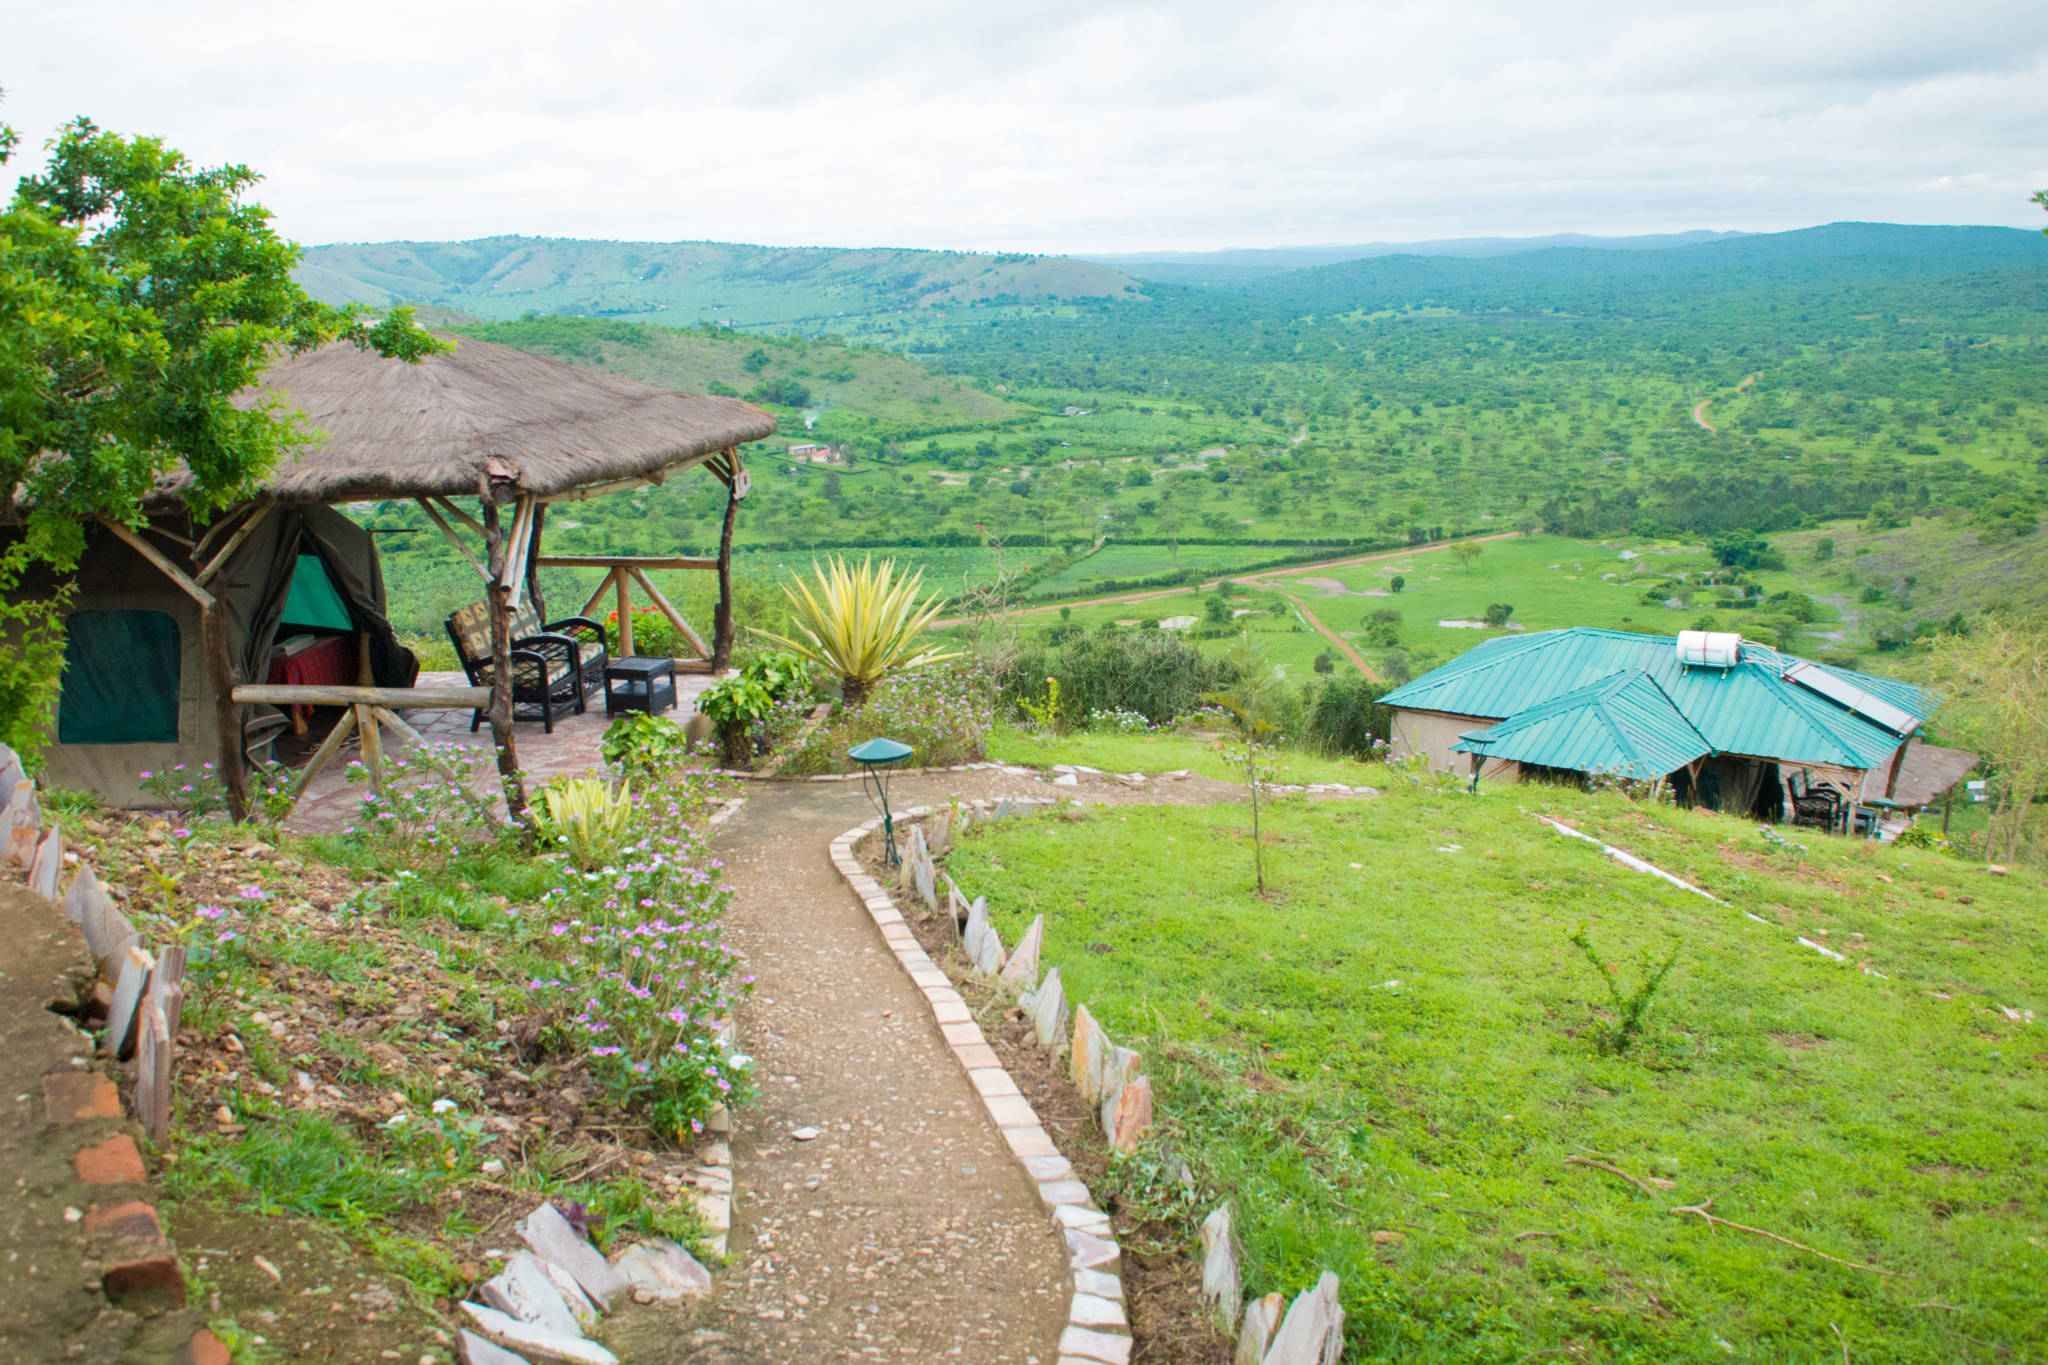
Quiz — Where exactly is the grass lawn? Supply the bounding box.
[985,723,1380,787]
[944,782,2048,1361]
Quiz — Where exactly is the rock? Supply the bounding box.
[1032,968,1069,1050]
[1261,1271,1343,1365]
[534,1260,599,1327]
[458,1302,617,1365]
[1098,1044,1143,1117]
[992,797,1014,820]
[1201,1205,1242,1328]
[458,1329,537,1365]
[1002,914,1044,988]
[1236,1292,1283,1365]
[1069,1005,1109,1104]
[517,1203,626,1311]
[790,1126,819,1141]
[610,1239,711,1301]
[965,898,1005,974]
[480,1253,585,1339]
[1054,773,1079,787]
[1107,1075,1154,1153]
[29,825,63,899]
[927,811,952,855]
[1059,1324,1133,1363]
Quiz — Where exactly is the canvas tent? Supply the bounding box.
[8,503,416,807]
[7,334,775,815]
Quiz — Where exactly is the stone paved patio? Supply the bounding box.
[282,669,725,835]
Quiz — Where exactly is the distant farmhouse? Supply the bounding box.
[1379,628,1974,830]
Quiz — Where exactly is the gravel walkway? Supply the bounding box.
[668,770,1080,1364]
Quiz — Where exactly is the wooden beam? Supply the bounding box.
[579,566,619,621]
[97,520,214,609]
[232,684,491,708]
[430,496,488,538]
[712,457,740,669]
[370,705,423,746]
[416,498,490,582]
[629,567,708,658]
[504,496,536,610]
[536,470,667,505]
[524,503,549,621]
[537,555,719,572]
[355,703,384,791]
[290,704,358,798]
[194,504,275,586]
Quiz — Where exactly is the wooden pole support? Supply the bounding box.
[232,684,490,708]
[481,486,530,833]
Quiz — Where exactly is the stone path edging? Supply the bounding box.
[826,806,1134,1365]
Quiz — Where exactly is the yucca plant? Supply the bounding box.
[537,775,635,870]
[754,556,958,705]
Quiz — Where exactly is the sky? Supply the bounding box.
[5,0,2047,254]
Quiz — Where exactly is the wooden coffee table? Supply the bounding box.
[603,656,677,718]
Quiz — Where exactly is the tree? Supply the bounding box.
[1912,614,2048,864]
[1389,575,1405,593]
[1205,632,1285,895]
[1450,541,1483,572]
[0,112,442,761]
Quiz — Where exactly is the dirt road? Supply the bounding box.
[1692,373,1758,435]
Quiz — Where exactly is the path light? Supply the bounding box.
[850,737,913,866]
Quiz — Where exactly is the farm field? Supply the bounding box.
[946,783,2048,1362]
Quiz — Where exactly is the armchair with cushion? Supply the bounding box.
[445,601,610,733]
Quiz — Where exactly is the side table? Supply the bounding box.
[604,656,677,718]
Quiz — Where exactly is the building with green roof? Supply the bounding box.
[1378,628,1951,822]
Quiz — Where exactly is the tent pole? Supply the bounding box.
[480,484,531,836]
[712,448,740,670]
[201,602,250,822]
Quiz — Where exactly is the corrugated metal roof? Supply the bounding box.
[1382,628,1929,772]
[1452,670,1711,778]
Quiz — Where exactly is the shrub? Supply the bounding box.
[1010,630,1232,726]
[341,742,503,868]
[782,663,993,774]
[756,556,957,704]
[600,713,696,781]
[535,776,636,870]
[1302,675,1394,758]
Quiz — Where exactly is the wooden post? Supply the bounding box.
[200,601,250,822]
[712,467,740,670]
[355,703,384,792]
[525,503,549,622]
[615,567,636,658]
[480,486,530,833]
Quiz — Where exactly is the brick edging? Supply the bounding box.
[827,809,1133,1365]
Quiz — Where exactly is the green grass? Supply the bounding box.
[986,723,1379,786]
[946,783,2048,1361]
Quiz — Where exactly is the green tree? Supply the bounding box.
[1912,614,2048,864]
[1450,541,1483,572]
[1205,632,1284,895]
[1389,574,1405,593]
[0,112,442,760]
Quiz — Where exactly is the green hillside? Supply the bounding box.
[296,236,1143,331]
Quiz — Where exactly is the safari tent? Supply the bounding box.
[7,335,774,814]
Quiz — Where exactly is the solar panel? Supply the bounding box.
[1781,661,1920,735]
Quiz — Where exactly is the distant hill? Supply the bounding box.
[1088,229,1750,284]
[295,236,1145,330]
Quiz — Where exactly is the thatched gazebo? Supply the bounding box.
[32,335,773,821]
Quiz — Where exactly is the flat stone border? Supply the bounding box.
[827,807,1133,1365]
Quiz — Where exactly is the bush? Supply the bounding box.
[1009,630,1233,727]
[782,663,993,774]
[1302,675,1394,758]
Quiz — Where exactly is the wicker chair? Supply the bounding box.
[445,602,610,734]
[1788,772,1844,832]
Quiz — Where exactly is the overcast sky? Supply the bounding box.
[5,0,2047,254]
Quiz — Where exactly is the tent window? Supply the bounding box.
[280,554,354,632]
[59,609,181,745]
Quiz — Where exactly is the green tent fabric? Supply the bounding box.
[279,554,355,632]
[57,609,181,745]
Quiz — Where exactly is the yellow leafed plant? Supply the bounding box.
[537,774,634,870]
[754,555,959,705]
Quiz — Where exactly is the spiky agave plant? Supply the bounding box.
[754,555,958,705]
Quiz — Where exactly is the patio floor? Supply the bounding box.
[281,669,725,835]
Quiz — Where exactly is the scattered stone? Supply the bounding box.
[966,898,1006,974]
[610,1239,711,1301]
[1236,1292,1284,1365]
[459,1302,617,1365]
[1002,914,1044,988]
[927,811,953,855]
[790,1126,819,1141]
[457,1329,536,1365]
[481,1252,586,1339]
[1107,1075,1154,1153]
[1261,1271,1344,1365]
[1201,1204,1243,1328]
[516,1203,626,1311]
[1054,773,1080,787]
[1070,1005,1109,1104]
[535,1259,600,1328]
[1033,968,1069,1050]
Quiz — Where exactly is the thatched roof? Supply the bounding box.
[197,335,775,503]
[1870,741,1979,807]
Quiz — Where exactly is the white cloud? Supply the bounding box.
[4,0,2046,252]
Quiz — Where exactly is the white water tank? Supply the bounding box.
[1675,630,1742,668]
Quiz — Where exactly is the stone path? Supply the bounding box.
[666,770,1083,1364]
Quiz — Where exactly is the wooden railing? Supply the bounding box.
[536,555,714,664]
[232,684,490,798]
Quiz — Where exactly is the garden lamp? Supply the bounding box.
[849,737,914,866]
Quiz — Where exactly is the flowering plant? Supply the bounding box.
[342,741,501,865]
[139,763,228,817]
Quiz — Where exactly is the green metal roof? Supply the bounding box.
[1451,670,1711,779]
[1382,628,1930,773]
